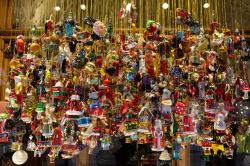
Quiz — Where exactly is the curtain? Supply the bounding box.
[12,0,248,30]
[0,0,13,100]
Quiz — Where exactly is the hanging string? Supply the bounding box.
[240,0,244,35]
[235,0,238,29]
[224,0,227,29]
[229,0,233,29]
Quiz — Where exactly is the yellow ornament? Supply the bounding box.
[73,76,77,83]
[100,68,106,76]
[87,99,91,105]
[45,70,51,82]
[131,23,136,34]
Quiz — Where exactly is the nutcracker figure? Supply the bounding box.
[151,119,164,151]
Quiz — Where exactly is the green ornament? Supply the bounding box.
[107,19,113,37]
[172,113,178,135]
[35,101,44,113]
[146,20,156,29]
[0,112,9,120]
[29,25,39,37]
[36,83,46,95]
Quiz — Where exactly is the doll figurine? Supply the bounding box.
[220,128,235,159]
[101,129,112,150]
[144,50,155,77]
[170,60,181,85]
[152,119,164,151]
[64,12,76,39]
[182,29,192,53]
[176,8,189,25]
[54,22,63,37]
[52,127,62,146]
[45,15,54,34]
[233,29,241,50]
[198,77,206,99]
[89,90,100,109]
[225,33,233,58]
[183,115,194,133]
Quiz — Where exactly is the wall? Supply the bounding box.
[12,0,250,30]
[0,0,13,100]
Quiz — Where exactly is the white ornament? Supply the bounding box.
[12,150,28,165]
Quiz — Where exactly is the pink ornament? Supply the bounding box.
[93,21,107,37]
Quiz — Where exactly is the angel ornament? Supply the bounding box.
[26,135,36,151]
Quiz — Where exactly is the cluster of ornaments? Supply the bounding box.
[1,7,250,165]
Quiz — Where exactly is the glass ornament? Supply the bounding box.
[64,12,75,39]
[12,149,28,165]
[234,100,250,123]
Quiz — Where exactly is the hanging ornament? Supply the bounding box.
[12,144,28,165]
[4,40,13,59]
[93,21,107,38]
[107,19,113,38]
[15,35,25,57]
[45,15,54,34]
[64,12,76,39]
[151,119,164,151]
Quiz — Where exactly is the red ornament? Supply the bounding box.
[113,60,120,76]
[160,60,168,74]
[16,36,25,55]
[172,102,186,115]
[95,56,103,68]
[52,127,62,146]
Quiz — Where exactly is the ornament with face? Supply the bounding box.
[54,22,63,37]
[93,21,107,38]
